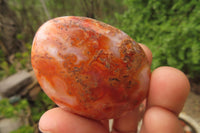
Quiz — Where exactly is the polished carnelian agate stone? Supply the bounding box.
[31,16,150,120]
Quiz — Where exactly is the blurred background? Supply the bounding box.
[0,0,199,132]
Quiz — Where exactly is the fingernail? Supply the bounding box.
[39,127,51,133]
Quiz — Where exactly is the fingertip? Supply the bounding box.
[39,108,108,133]
[148,66,190,114]
[39,108,58,132]
[152,66,190,96]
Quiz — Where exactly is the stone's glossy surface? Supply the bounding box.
[31,16,150,120]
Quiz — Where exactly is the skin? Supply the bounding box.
[39,44,190,133]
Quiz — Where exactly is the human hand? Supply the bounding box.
[38,44,190,133]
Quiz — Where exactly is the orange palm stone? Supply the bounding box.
[31,16,150,120]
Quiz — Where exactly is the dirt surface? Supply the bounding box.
[182,91,200,125]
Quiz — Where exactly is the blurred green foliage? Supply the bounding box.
[31,91,55,122]
[0,43,31,80]
[0,98,30,132]
[0,61,16,79]
[114,0,200,80]
[0,99,29,118]
[0,92,54,121]
[0,91,54,132]
[0,99,30,133]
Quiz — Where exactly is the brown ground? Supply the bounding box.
[182,91,200,125]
